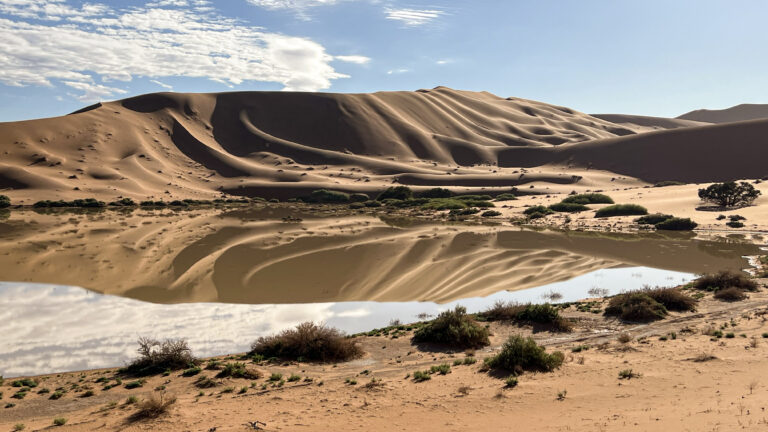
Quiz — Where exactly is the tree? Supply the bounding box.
[698,181,761,207]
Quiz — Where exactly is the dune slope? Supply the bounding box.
[678,103,768,123]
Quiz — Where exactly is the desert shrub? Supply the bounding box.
[349,202,364,209]
[363,200,381,208]
[11,378,37,388]
[194,377,218,388]
[181,366,201,377]
[140,200,166,207]
[655,217,698,231]
[523,205,554,219]
[422,198,468,210]
[349,193,369,202]
[429,364,451,375]
[0,195,10,208]
[455,195,493,201]
[168,200,189,207]
[654,181,685,187]
[505,376,518,388]
[128,392,176,421]
[643,287,696,311]
[123,338,198,376]
[418,188,453,198]
[561,193,614,205]
[109,198,137,207]
[548,202,589,213]
[726,221,744,228]
[482,302,572,332]
[604,293,667,322]
[635,214,673,225]
[698,181,761,207]
[449,207,480,216]
[250,322,363,362]
[485,335,564,373]
[53,418,67,426]
[713,287,747,301]
[306,189,350,203]
[215,362,261,380]
[412,306,490,349]
[33,198,105,208]
[595,204,648,217]
[494,193,517,201]
[412,371,431,382]
[377,186,413,201]
[693,271,757,292]
[481,210,502,217]
[618,369,641,380]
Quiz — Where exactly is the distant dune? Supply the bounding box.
[678,103,768,123]
[591,113,710,130]
[0,87,766,202]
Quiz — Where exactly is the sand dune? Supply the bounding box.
[0,209,758,304]
[591,113,710,130]
[1,88,766,202]
[678,103,768,123]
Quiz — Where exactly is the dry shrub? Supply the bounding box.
[605,293,667,322]
[693,271,758,292]
[643,287,697,311]
[124,338,198,376]
[250,322,363,362]
[216,362,261,380]
[713,287,748,302]
[128,392,177,421]
[617,332,633,343]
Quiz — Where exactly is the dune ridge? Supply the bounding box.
[1,87,766,202]
[678,103,768,123]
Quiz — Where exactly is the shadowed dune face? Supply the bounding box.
[1,88,767,203]
[678,103,768,124]
[0,209,758,304]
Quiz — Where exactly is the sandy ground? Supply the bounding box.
[2,284,768,431]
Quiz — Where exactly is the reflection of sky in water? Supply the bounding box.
[0,267,691,377]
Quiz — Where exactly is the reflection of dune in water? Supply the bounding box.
[0,209,760,304]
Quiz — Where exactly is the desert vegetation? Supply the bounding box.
[122,338,198,376]
[412,306,490,349]
[604,292,668,322]
[480,302,572,331]
[595,204,648,217]
[692,270,758,301]
[484,335,564,373]
[698,181,761,207]
[250,322,363,362]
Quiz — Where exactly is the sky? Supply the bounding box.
[0,0,766,122]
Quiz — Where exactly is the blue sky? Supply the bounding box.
[0,0,766,122]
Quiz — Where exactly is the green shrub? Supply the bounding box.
[505,376,518,388]
[455,195,493,201]
[429,364,451,375]
[643,287,696,311]
[604,293,667,322]
[494,193,517,201]
[595,204,648,217]
[418,188,453,198]
[523,205,554,219]
[0,195,10,208]
[216,362,261,379]
[50,391,64,400]
[349,193,369,202]
[412,370,431,382]
[481,210,502,217]
[448,207,480,216]
[698,181,761,207]
[481,302,571,331]
[377,186,413,201]
[693,271,757,292]
[53,418,67,426]
[726,221,744,228]
[11,378,37,388]
[485,335,564,373]
[123,338,198,376]
[548,202,589,213]
[124,380,144,389]
[250,322,363,362]
[561,193,614,204]
[412,306,490,349]
[109,198,137,207]
[635,214,673,225]
[422,198,468,210]
[656,217,698,231]
[618,369,641,380]
[364,200,382,208]
[654,181,685,187]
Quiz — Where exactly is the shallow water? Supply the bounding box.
[0,207,764,376]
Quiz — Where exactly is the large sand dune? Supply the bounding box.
[678,103,768,123]
[0,87,766,201]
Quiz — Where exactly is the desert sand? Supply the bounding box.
[3,280,768,431]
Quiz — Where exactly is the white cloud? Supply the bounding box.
[0,0,360,101]
[436,59,453,65]
[334,55,371,65]
[246,0,344,9]
[386,68,409,75]
[150,79,173,90]
[384,7,444,26]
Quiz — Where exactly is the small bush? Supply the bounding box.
[548,202,589,213]
[412,306,490,349]
[429,364,451,375]
[604,293,667,322]
[124,380,145,389]
[418,188,453,198]
[349,193,369,202]
[0,195,10,208]
[693,271,757,292]
[505,376,518,388]
[377,186,413,201]
[250,322,363,362]
[655,217,698,231]
[523,205,554,219]
[287,374,301,382]
[481,210,502,217]
[216,362,261,380]
[123,338,198,376]
[485,335,564,373]
[654,181,685,187]
[643,287,697,312]
[109,198,137,207]
[422,198,468,210]
[635,214,673,225]
[307,189,350,203]
[618,369,641,380]
[128,392,176,421]
[726,221,744,228]
[53,418,67,426]
[494,193,517,201]
[50,391,65,400]
[561,193,614,205]
[713,287,747,302]
[182,366,201,377]
[412,371,431,382]
[194,377,218,389]
[595,204,648,217]
[481,302,571,331]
